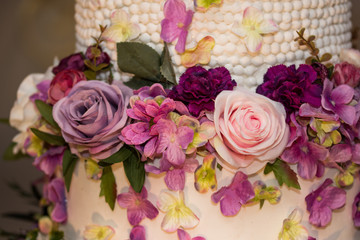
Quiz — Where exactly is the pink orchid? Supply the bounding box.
[211,171,254,216]
[130,225,146,240]
[321,79,356,125]
[305,178,346,227]
[177,229,206,240]
[152,119,194,166]
[117,186,159,226]
[160,0,194,53]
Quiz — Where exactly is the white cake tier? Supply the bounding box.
[75,0,352,89]
[63,160,360,239]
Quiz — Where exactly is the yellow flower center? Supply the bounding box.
[301,146,309,154]
[316,196,322,202]
[177,22,184,28]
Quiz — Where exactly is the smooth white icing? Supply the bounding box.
[64,160,360,240]
[75,0,352,88]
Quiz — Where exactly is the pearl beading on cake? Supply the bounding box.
[75,0,352,89]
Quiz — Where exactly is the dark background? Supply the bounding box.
[0,0,360,236]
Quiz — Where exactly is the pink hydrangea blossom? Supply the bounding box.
[43,178,67,223]
[353,192,360,227]
[130,225,146,240]
[177,229,205,240]
[33,146,66,176]
[211,171,254,216]
[117,186,158,226]
[305,178,346,227]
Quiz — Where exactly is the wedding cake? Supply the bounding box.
[8,0,360,239]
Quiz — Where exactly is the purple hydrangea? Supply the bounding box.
[256,64,322,121]
[168,66,236,117]
[353,191,360,227]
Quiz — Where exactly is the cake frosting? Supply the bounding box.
[7,0,360,240]
[75,0,352,88]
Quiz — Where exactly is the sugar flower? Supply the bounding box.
[117,186,158,226]
[177,229,205,240]
[256,64,321,121]
[321,78,356,125]
[278,209,309,240]
[353,192,360,227]
[152,119,194,166]
[168,66,236,117]
[33,146,66,176]
[211,171,254,216]
[38,216,53,235]
[180,36,215,68]
[85,158,103,180]
[103,9,140,42]
[232,6,278,53]
[157,191,199,232]
[83,225,115,240]
[44,178,67,223]
[194,154,217,193]
[305,178,346,227]
[251,181,281,207]
[160,0,194,53]
[130,225,146,240]
[194,0,222,12]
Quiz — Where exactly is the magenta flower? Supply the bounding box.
[30,80,51,103]
[130,225,146,240]
[117,186,158,226]
[353,192,360,227]
[211,171,254,216]
[44,178,67,223]
[152,119,194,166]
[305,178,346,227]
[133,83,169,100]
[33,146,66,176]
[177,229,205,240]
[160,0,194,53]
[321,78,356,125]
[333,62,360,88]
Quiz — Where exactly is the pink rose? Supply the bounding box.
[333,62,360,88]
[210,88,289,174]
[340,49,360,68]
[48,69,86,105]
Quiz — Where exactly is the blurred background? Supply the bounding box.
[0,0,360,237]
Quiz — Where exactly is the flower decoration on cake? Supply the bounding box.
[278,209,310,240]
[251,181,281,208]
[38,217,53,235]
[194,0,222,12]
[160,0,194,53]
[353,192,360,227]
[43,178,67,223]
[130,225,146,240]
[117,186,159,226]
[305,178,346,227]
[83,225,115,240]
[180,36,215,67]
[103,9,140,42]
[33,146,65,176]
[177,229,205,240]
[210,87,289,173]
[211,171,254,216]
[232,6,278,53]
[157,191,199,232]
[194,154,217,193]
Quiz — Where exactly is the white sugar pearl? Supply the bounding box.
[293,1,303,11]
[263,2,272,12]
[140,2,150,12]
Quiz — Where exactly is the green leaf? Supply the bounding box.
[62,149,78,192]
[117,42,161,82]
[30,128,65,146]
[259,199,265,209]
[84,70,97,80]
[49,230,64,240]
[264,159,301,190]
[100,166,117,211]
[98,145,133,167]
[0,118,9,125]
[124,76,156,89]
[160,43,177,86]
[25,229,38,240]
[123,150,145,193]
[35,100,60,130]
[3,142,29,161]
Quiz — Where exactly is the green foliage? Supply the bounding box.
[30,128,65,146]
[3,142,29,161]
[62,149,78,192]
[264,159,301,190]
[34,100,60,130]
[98,145,133,167]
[49,230,64,240]
[25,229,38,240]
[100,166,117,211]
[123,150,145,193]
[160,43,177,86]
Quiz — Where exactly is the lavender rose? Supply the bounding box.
[53,80,132,159]
[168,66,236,117]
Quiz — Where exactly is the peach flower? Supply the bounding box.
[210,87,289,174]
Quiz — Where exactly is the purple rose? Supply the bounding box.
[333,62,360,88]
[256,64,322,121]
[52,53,86,75]
[168,66,236,117]
[85,45,111,66]
[53,80,132,159]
